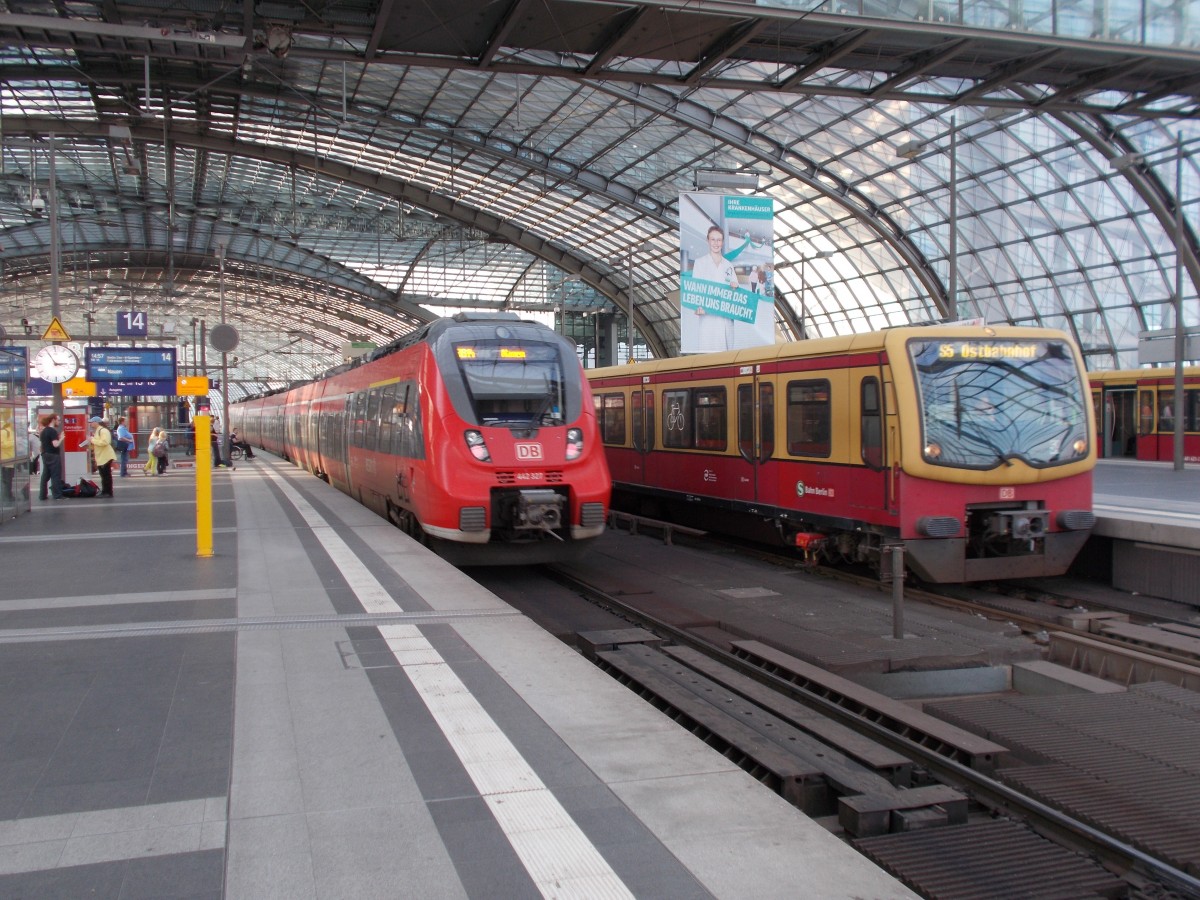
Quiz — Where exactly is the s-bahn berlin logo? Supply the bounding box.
[796,481,834,499]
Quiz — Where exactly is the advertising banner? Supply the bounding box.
[679,192,775,353]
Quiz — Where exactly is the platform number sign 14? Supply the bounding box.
[117,310,148,337]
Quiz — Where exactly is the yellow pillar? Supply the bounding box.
[195,413,213,558]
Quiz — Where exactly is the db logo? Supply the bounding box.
[516,443,544,460]
[999,487,1016,500]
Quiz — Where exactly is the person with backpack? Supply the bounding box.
[152,428,171,475]
[144,428,161,475]
[83,416,116,497]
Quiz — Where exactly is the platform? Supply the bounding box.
[0,458,914,899]
[1088,459,1200,604]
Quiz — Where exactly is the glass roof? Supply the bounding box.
[0,0,1197,403]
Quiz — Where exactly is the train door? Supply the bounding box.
[1101,387,1137,457]
[734,373,773,503]
[630,384,654,486]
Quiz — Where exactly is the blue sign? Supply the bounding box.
[97,380,176,397]
[85,347,175,381]
[0,346,27,380]
[116,311,149,337]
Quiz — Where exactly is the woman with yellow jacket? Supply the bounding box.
[84,416,116,497]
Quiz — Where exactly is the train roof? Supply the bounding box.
[590,324,1079,380]
[233,312,554,404]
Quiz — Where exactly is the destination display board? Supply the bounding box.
[85,347,176,382]
[0,346,27,380]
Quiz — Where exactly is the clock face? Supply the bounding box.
[34,345,79,384]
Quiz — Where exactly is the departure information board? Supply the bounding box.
[85,347,176,381]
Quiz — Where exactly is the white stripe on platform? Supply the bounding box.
[266,470,635,900]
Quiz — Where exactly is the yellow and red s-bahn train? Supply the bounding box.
[589,325,1096,583]
[231,312,611,565]
[1088,366,1200,462]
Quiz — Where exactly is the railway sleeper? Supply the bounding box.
[595,644,966,832]
[658,644,913,787]
[729,639,1008,773]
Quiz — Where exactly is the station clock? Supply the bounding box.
[33,344,79,383]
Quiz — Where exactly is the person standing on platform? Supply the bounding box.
[84,416,116,497]
[115,416,135,477]
[37,414,66,500]
[144,428,161,475]
[0,410,15,502]
[211,420,227,468]
[153,428,171,476]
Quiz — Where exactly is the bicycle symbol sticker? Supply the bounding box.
[666,400,685,432]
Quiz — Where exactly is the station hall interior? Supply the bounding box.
[0,0,1198,402]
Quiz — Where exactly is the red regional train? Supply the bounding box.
[1088,367,1200,462]
[231,312,611,565]
[589,325,1097,583]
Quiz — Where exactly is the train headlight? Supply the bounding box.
[924,441,943,460]
[565,427,584,461]
[464,429,491,462]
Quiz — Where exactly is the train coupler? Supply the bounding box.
[514,488,565,540]
[792,532,827,566]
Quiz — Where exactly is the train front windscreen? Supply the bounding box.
[909,337,1090,469]
[454,340,567,427]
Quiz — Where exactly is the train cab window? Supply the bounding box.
[786,380,831,457]
[861,378,883,469]
[598,393,626,445]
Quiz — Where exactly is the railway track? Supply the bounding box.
[491,526,1200,899]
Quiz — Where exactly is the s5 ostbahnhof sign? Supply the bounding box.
[85,347,176,381]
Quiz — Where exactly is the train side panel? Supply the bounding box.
[592,325,1096,583]
[1089,367,1200,462]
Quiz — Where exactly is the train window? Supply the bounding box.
[786,380,831,457]
[377,385,397,454]
[1158,389,1199,432]
[1139,390,1155,435]
[861,378,883,469]
[366,389,382,451]
[694,389,727,451]
[759,383,774,460]
[662,390,692,449]
[632,391,644,451]
[738,385,754,461]
[351,391,367,448]
[1159,391,1175,432]
[592,393,624,448]
[643,391,656,452]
